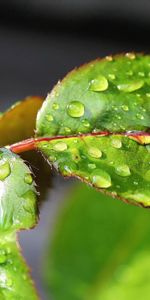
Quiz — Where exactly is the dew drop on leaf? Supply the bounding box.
[117,80,144,92]
[115,164,131,177]
[46,114,54,121]
[90,169,112,188]
[121,105,129,111]
[53,142,68,152]
[52,103,59,110]
[88,147,102,158]
[64,127,71,133]
[136,113,144,120]
[88,163,96,169]
[89,75,108,92]
[0,162,11,181]
[24,173,33,185]
[81,119,90,127]
[67,101,85,118]
[111,138,122,149]
[22,190,37,214]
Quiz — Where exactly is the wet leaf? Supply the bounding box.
[36,54,150,207]
[0,237,38,300]
[45,183,150,300]
[0,148,38,231]
[0,148,38,299]
[0,96,43,147]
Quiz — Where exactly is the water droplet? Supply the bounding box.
[48,155,56,162]
[125,53,136,60]
[67,101,84,118]
[22,190,36,214]
[81,119,90,127]
[24,173,33,185]
[108,73,116,80]
[59,162,77,175]
[115,164,131,177]
[0,249,7,264]
[88,147,102,158]
[0,162,11,181]
[88,163,96,169]
[64,127,71,133]
[146,93,150,98]
[136,113,144,120]
[91,169,112,188]
[89,75,108,92]
[52,102,59,110]
[121,105,129,111]
[53,142,67,152]
[111,138,122,149]
[46,114,53,121]
[117,80,144,92]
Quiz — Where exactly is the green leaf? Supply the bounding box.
[0,148,38,299]
[0,96,43,147]
[0,235,38,300]
[0,148,38,231]
[36,54,150,207]
[36,54,150,136]
[45,183,150,300]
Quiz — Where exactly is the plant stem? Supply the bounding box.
[9,130,150,154]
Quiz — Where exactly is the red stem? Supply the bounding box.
[9,130,150,154]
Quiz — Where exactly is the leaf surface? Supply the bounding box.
[45,183,150,300]
[0,148,38,299]
[36,54,150,207]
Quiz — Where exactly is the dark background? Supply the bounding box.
[0,1,150,299]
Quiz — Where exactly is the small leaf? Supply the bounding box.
[0,96,43,147]
[36,54,150,207]
[45,183,150,300]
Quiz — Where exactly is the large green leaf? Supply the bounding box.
[0,148,38,299]
[45,183,150,300]
[36,54,150,207]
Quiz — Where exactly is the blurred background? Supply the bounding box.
[0,1,150,299]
